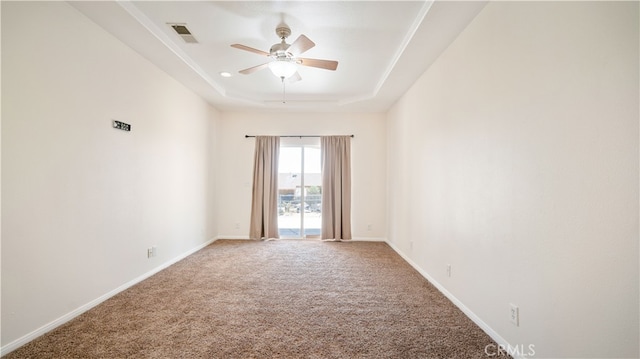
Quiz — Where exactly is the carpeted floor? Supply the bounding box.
[5,239,500,358]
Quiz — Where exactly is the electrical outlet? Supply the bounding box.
[447,264,452,277]
[147,248,153,258]
[152,246,157,257]
[509,303,519,326]
[367,224,372,231]
[235,222,240,230]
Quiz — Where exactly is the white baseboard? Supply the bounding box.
[0,237,218,357]
[384,240,519,358]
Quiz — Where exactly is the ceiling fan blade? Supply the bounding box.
[239,62,270,75]
[231,44,270,57]
[298,57,338,71]
[288,71,302,83]
[287,34,315,55]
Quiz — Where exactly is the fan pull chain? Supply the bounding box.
[281,76,286,104]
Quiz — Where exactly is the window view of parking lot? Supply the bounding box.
[278,146,321,238]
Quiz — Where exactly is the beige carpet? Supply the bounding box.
[6,240,500,358]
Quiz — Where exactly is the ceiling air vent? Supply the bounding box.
[169,23,198,44]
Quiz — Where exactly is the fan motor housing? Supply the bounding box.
[270,42,291,58]
[270,25,292,58]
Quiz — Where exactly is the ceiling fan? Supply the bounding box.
[231,24,338,82]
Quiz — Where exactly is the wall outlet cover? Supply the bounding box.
[509,303,519,326]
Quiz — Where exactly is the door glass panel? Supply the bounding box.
[278,147,302,237]
[303,147,321,237]
[277,143,321,238]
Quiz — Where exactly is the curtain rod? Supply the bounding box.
[245,135,354,138]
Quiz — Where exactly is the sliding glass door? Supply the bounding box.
[303,146,321,236]
[278,138,321,238]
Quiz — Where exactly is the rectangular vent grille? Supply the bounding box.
[172,25,190,35]
[169,24,198,44]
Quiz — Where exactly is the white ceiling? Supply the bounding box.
[70,1,486,112]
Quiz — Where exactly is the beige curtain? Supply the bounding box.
[321,136,352,240]
[249,136,280,240]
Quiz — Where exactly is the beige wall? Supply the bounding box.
[1,2,220,350]
[387,2,639,358]
[217,112,387,240]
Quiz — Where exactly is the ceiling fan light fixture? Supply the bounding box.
[232,24,337,83]
[268,60,297,79]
